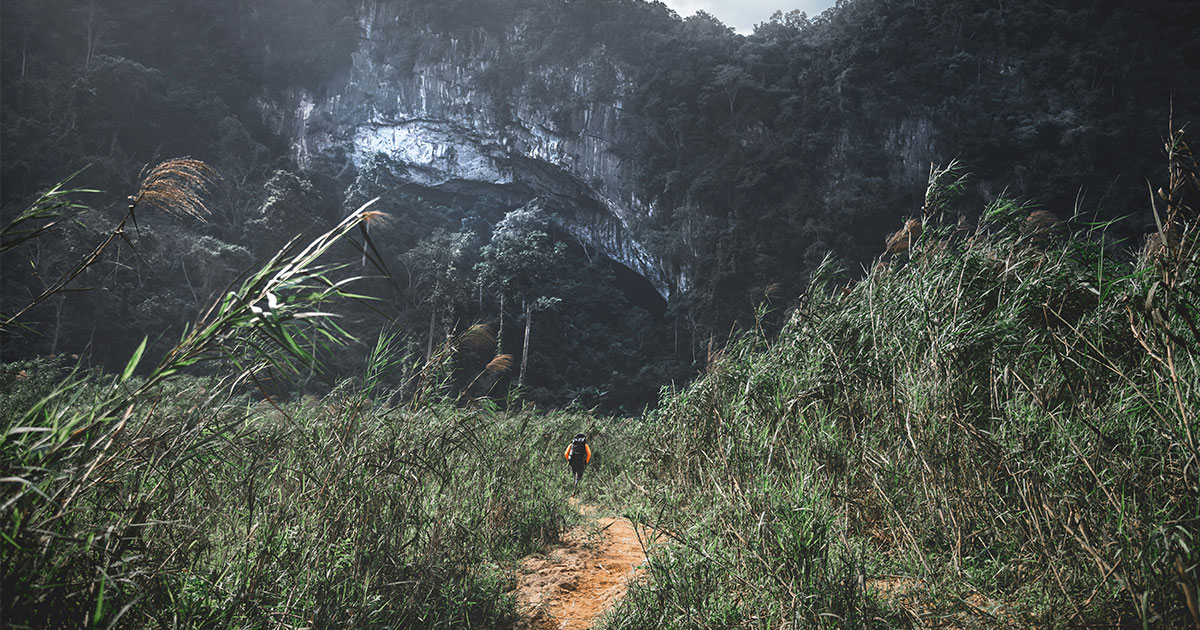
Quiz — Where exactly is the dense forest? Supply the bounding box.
[3,0,1197,410]
[2,0,1199,627]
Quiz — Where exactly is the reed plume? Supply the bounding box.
[128,158,219,220]
[884,218,922,255]
[1021,209,1061,244]
[4,159,220,328]
[762,282,783,303]
[360,210,393,227]
[485,354,514,374]
[461,323,496,351]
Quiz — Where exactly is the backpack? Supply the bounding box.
[569,434,587,463]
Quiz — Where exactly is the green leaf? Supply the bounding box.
[0,477,52,502]
[93,572,106,625]
[278,323,313,364]
[121,337,149,383]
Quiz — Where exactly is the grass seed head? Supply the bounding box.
[885,218,923,255]
[1022,210,1061,243]
[360,210,393,227]
[485,354,514,374]
[763,282,783,302]
[129,158,219,221]
[461,323,496,351]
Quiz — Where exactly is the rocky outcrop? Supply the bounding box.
[259,2,677,297]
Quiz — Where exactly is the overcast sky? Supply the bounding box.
[659,0,838,34]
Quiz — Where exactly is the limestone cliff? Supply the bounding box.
[259,3,679,297]
[256,2,959,304]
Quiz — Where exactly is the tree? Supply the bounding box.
[403,228,478,362]
[476,201,564,387]
[710,64,752,118]
[212,116,271,231]
[74,0,111,70]
[244,170,327,256]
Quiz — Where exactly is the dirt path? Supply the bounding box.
[513,501,648,630]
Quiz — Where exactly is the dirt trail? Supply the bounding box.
[513,501,648,630]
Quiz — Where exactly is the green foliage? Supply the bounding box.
[1,363,584,627]
[243,169,329,256]
[0,197,583,627]
[477,201,565,306]
[616,0,1199,339]
[5,0,1197,411]
[0,355,78,423]
[602,151,1200,627]
[0,169,96,254]
[405,228,479,318]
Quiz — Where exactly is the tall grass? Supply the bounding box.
[0,165,585,627]
[602,133,1200,628]
[8,138,1200,628]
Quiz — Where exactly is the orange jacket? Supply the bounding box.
[564,442,591,464]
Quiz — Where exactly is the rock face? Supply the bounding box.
[256,3,954,303]
[260,3,677,297]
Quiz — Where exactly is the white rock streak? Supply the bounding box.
[351,122,513,185]
[269,3,681,296]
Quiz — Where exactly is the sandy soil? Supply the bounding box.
[513,501,648,630]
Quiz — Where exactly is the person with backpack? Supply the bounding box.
[564,433,591,495]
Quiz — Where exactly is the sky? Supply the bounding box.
[659,0,839,34]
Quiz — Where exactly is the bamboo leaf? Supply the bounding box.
[121,337,149,383]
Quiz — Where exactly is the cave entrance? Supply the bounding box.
[602,257,667,320]
[553,234,668,321]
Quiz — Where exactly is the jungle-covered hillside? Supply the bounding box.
[2,0,1198,627]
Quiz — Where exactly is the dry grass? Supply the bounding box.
[128,158,219,220]
[1021,209,1061,242]
[885,217,923,255]
[486,353,515,374]
[463,323,497,351]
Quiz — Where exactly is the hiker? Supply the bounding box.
[564,433,591,495]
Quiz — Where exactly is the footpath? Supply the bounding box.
[513,501,648,629]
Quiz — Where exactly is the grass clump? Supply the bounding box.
[0,171,585,627]
[603,138,1200,628]
[1,364,581,627]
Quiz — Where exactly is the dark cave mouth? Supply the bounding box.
[605,257,667,320]
[554,234,667,320]
[413,179,671,320]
